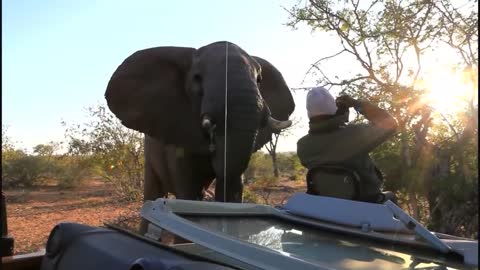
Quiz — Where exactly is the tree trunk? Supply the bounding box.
[267,133,280,178]
[409,191,421,220]
[398,121,423,220]
[272,151,279,178]
[399,122,412,184]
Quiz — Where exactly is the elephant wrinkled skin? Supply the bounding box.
[105,41,295,203]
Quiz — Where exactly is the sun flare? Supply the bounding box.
[416,65,477,115]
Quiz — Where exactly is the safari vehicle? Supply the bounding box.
[2,191,478,270]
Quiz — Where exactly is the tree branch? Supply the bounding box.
[301,49,347,83]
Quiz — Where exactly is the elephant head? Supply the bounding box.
[105,41,295,202]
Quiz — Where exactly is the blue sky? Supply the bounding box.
[3,0,344,152]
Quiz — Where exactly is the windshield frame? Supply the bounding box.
[140,198,473,269]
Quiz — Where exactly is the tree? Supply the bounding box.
[62,104,145,200]
[33,141,61,163]
[286,0,478,236]
[2,126,19,162]
[2,126,12,151]
[264,117,302,177]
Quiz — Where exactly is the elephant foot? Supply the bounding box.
[268,117,292,131]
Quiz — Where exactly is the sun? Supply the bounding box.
[417,65,477,115]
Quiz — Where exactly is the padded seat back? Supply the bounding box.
[306,165,360,200]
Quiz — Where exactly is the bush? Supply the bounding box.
[3,155,48,188]
[2,149,93,189]
[244,152,274,183]
[63,104,144,200]
[53,155,94,189]
[289,154,307,181]
[242,186,261,203]
[247,176,279,204]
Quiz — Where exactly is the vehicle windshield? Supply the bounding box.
[111,214,470,270]
[182,215,469,270]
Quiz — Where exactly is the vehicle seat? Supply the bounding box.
[306,165,361,201]
[306,165,397,204]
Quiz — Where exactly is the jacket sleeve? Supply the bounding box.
[349,100,398,154]
[297,101,398,167]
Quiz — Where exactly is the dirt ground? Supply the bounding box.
[4,179,305,255]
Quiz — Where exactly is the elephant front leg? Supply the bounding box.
[143,155,167,201]
[214,175,243,203]
[173,148,213,201]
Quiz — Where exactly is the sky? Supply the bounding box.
[3,0,349,152]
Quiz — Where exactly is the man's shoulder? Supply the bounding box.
[297,133,311,144]
[298,126,357,142]
[296,134,310,156]
[297,132,323,147]
[296,131,334,156]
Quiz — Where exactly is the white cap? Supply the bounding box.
[306,86,337,118]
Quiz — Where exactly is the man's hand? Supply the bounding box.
[335,95,357,109]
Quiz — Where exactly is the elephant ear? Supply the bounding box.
[105,47,204,147]
[252,56,295,151]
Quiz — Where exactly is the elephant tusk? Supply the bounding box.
[267,117,292,132]
[201,117,213,130]
[201,115,216,152]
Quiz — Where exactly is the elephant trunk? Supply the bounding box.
[211,131,257,202]
[209,87,263,202]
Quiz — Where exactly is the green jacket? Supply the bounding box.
[297,101,398,201]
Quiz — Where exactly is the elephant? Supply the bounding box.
[105,41,295,203]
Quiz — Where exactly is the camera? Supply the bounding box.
[335,103,350,123]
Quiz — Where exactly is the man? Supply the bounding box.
[297,86,398,203]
